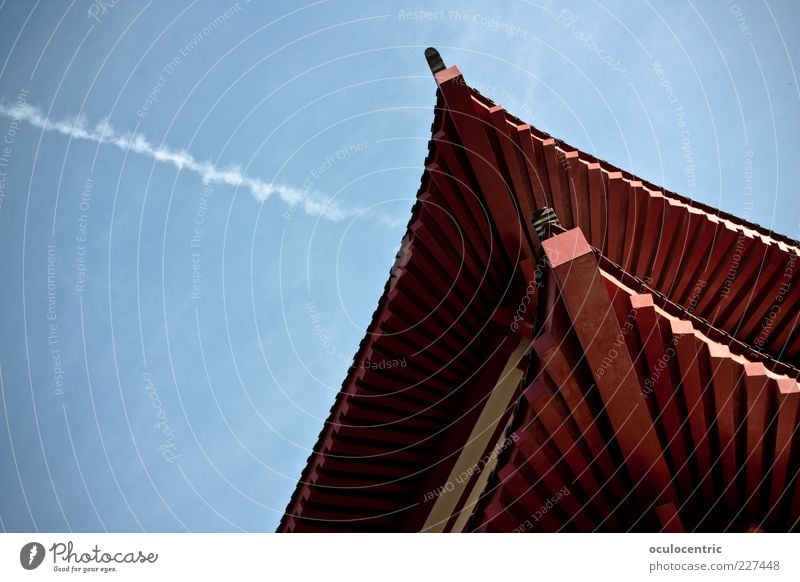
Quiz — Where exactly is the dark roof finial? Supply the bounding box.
[424,47,445,74]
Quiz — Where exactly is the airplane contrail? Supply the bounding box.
[0,101,349,221]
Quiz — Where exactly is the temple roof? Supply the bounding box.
[279,52,800,532]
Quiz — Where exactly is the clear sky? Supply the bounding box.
[0,0,798,532]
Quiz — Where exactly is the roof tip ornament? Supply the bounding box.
[424,47,446,74]
[531,207,561,241]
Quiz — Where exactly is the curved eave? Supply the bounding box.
[279,61,800,532]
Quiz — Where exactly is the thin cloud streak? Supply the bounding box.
[0,102,349,220]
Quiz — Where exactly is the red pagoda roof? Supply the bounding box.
[279,51,800,532]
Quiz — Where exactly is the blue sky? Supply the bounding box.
[0,0,798,532]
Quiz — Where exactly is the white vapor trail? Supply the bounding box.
[0,102,349,220]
